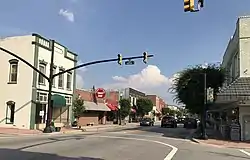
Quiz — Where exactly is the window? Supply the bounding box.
[6,101,15,124]
[65,96,72,104]
[8,59,19,84]
[58,69,64,88]
[36,92,48,102]
[38,64,46,85]
[52,67,56,87]
[66,72,72,90]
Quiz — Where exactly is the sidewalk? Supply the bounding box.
[0,127,43,135]
[191,128,250,149]
[0,123,139,136]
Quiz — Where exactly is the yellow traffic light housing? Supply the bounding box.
[184,0,195,12]
[143,52,148,64]
[117,54,122,65]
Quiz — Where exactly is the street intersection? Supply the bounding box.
[0,123,249,160]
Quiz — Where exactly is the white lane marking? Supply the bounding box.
[91,135,178,160]
[108,132,189,142]
[239,149,250,156]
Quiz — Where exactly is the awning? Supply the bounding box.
[216,77,250,102]
[52,94,66,107]
[156,108,161,114]
[84,101,111,111]
[131,108,136,113]
[106,103,118,111]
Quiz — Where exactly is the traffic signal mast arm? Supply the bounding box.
[54,54,153,77]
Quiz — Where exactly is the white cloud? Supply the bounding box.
[75,60,87,89]
[101,65,176,104]
[59,9,74,22]
[76,74,84,89]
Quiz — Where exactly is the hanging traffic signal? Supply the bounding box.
[143,52,148,64]
[198,0,204,8]
[184,0,195,12]
[117,54,122,65]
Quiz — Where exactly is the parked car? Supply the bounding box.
[177,117,185,124]
[183,118,198,129]
[161,116,177,128]
[140,118,154,126]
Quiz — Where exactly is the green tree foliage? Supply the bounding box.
[119,99,131,119]
[136,98,154,117]
[171,63,226,114]
[162,108,181,116]
[162,107,171,115]
[72,97,85,118]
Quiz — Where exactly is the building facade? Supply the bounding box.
[0,34,77,130]
[214,16,250,141]
[75,88,111,126]
[146,95,165,120]
[122,87,146,107]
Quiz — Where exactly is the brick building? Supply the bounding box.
[146,95,166,120]
[75,88,119,126]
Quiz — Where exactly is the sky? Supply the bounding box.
[0,0,250,105]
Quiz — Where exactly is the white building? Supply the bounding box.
[214,16,250,141]
[0,34,77,130]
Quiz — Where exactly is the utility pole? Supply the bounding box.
[0,44,153,133]
[44,40,55,133]
[118,90,123,125]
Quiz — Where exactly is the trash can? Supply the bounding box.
[55,127,61,132]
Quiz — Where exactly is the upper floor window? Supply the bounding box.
[8,59,19,84]
[52,66,57,87]
[58,67,65,88]
[38,60,47,85]
[66,72,72,90]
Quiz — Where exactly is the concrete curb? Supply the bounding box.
[190,137,250,149]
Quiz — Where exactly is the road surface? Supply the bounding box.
[0,123,249,160]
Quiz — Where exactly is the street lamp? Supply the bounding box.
[118,91,123,125]
[201,64,208,140]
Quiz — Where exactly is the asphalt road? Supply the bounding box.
[0,123,249,160]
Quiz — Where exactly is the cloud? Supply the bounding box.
[75,60,87,89]
[101,65,176,104]
[59,9,74,22]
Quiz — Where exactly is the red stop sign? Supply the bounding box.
[95,88,106,98]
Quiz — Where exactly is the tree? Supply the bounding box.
[119,99,131,119]
[72,97,85,118]
[136,98,154,117]
[171,63,225,115]
[162,107,171,115]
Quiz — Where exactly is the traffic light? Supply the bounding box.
[143,52,148,64]
[198,0,204,8]
[117,54,122,65]
[184,0,195,12]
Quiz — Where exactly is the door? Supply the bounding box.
[243,115,250,141]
